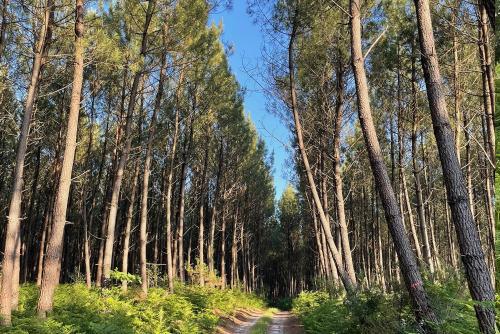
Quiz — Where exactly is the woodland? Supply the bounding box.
[0,0,496,333]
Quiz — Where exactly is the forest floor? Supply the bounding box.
[217,310,303,334]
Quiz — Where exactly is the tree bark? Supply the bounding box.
[477,14,495,168]
[208,143,223,275]
[176,125,191,283]
[350,0,437,328]
[220,202,226,288]
[138,52,167,297]
[164,67,184,292]
[121,163,139,291]
[37,0,85,316]
[198,142,209,286]
[452,1,461,163]
[287,12,355,291]
[332,64,356,284]
[101,0,155,286]
[0,0,53,325]
[230,209,238,288]
[413,0,495,331]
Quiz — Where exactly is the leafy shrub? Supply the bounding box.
[0,283,265,334]
[292,279,482,334]
[110,269,141,284]
[292,291,330,315]
[425,278,481,334]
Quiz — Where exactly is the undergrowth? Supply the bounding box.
[0,283,265,334]
[292,277,486,334]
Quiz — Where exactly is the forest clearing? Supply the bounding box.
[0,0,497,333]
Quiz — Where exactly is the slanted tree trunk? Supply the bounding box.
[101,0,155,286]
[306,192,327,280]
[478,3,494,158]
[413,0,495,331]
[477,4,495,263]
[409,48,426,264]
[451,1,462,163]
[288,12,355,291]
[332,64,356,284]
[36,0,85,317]
[400,103,431,273]
[350,0,437,329]
[411,135,433,274]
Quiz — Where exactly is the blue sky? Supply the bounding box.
[210,2,290,200]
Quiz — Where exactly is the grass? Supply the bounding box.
[248,308,278,334]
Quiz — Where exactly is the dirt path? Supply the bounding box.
[217,309,263,334]
[267,312,303,334]
[217,310,303,334]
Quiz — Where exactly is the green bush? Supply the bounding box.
[0,283,265,334]
[292,279,481,334]
[292,290,413,334]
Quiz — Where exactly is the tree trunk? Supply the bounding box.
[231,210,238,288]
[80,86,98,289]
[101,0,155,286]
[164,67,184,292]
[208,143,223,275]
[413,0,495,331]
[350,0,437,328]
[478,3,495,166]
[176,143,188,282]
[36,213,49,286]
[288,14,354,291]
[93,111,113,287]
[138,53,167,297]
[307,192,327,280]
[332,65,356,284]
[121,163,140,291]
[452,2,462,163]
[37,0,85,316]
[0,0,53,325]
[220,203,226,288]
[198,142,209,286]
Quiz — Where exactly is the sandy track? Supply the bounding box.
[217,310,303,334]
[217,309,263,334]
[267,312,303,334]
